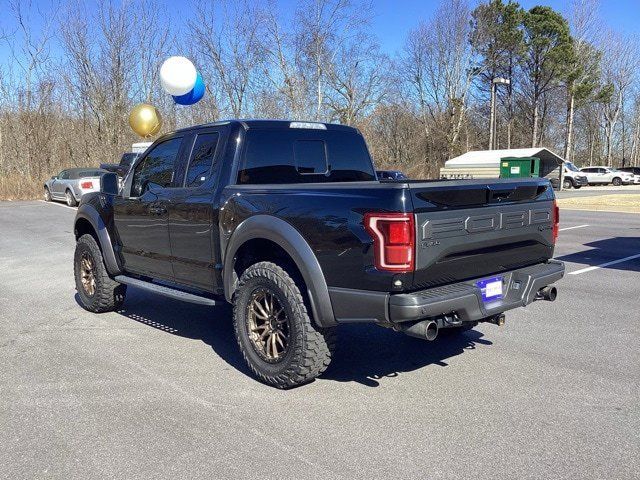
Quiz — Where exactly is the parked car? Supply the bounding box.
[579,166,635,186]
[562,162,588,189]
[44,168,108,206]
[72,119,564,388]
[377,170,408,181]
[617,166,640,184]
[100,152,141,178]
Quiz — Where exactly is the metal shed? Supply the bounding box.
[440,147,564,188]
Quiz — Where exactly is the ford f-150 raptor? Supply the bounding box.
[73,120,564,388]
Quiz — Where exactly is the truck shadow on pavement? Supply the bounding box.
[89,286,493,388]
[555,237,640,273]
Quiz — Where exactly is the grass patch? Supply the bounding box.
[0,174,42,201]
[557,194,640,213]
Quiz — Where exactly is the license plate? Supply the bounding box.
[477,276,503,302]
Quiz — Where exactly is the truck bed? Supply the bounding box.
[223,177,556,293]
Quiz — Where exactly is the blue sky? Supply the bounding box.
[1,0,639,64]
[369,0,640,54]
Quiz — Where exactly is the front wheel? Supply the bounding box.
[233,261,336,388]
[612,177,622,186]
[74,234,126,312]
[562,179,573,189]
[44,187,51,201]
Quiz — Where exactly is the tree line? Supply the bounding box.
[1,0,639,199]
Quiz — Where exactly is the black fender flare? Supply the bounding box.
[74,204,122,276]
[223,215,337,327]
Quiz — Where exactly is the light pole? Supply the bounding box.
[489,77,511,150]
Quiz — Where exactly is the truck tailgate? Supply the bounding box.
[407,178,556,290]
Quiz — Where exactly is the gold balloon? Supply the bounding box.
[128,103,162,138]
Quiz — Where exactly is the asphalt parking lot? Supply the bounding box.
[1,200,639,479]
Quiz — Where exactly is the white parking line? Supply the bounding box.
[38,200,77,210]
[559,224,589,232]
[569,253,640,275]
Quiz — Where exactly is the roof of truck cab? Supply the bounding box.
[173,119,358,133]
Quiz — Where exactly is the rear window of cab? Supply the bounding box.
[237,129,376,184]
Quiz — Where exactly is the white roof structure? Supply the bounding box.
[131,142,153,153]
[446,148,565,168]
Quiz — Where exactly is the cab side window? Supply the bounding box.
[59,170,69,180]
[131,138,182,197]
[185,132,219,187]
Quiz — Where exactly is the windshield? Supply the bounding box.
[565,162,580,172]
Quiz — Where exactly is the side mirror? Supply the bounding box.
[51,175,57,180]
[100,172,119,195]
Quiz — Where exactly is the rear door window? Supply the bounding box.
[185,132,220,187]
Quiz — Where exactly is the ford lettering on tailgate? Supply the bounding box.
[421,208,551,240]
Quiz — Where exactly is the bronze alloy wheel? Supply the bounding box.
[80,252,96,296]
[247,288,290,362]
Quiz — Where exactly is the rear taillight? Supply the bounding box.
[552,200,559,243]
[364,213,415,272]
[81,181,93,189]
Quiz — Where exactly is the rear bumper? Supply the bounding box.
[75,186,99,200]
[328,260,565,324]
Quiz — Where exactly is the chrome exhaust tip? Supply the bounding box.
[536,286,557,302]
[398,319,439,341]
[425,321,438,341]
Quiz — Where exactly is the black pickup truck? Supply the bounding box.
[73,120,564,388]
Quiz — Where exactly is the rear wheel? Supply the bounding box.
[44,187,51,201]
[65,189,78,207]
[612,177,622,186]
[233,261,336,388]
[74,234,126,312]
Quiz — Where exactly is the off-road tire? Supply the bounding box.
[65,189,78,207]
[612,177,622,186]
[74,234,126,312]
[44,187,51,201]
[233,261,336,389]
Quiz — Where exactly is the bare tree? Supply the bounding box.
[295,0,368,121]
[563,0,603,161]
[1,0,59,180]
[401,0,476,159]
[600,32,639,166]
[325,39,388,125]
[189,0,264,118]
[261,1,309,118]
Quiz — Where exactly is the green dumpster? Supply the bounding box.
[499,157,540,178]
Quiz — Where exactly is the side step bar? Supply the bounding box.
[114,275,218,306]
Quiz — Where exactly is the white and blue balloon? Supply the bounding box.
[160,56,205,105]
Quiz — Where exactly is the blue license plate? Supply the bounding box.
[476,276,503,302]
